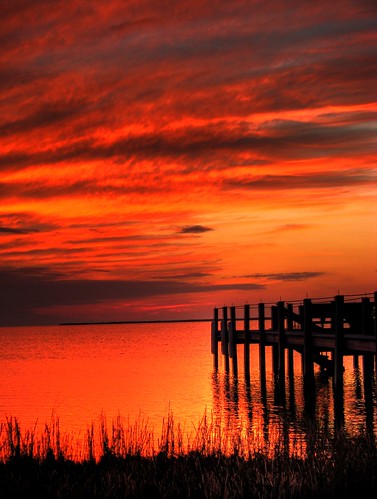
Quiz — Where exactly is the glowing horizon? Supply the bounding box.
[1,0,376,325]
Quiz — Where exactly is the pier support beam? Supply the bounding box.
[288,348,294,378]
[271,306,279,374]
[303,299,314,379]
[221,306,228,355]
[287,304,295,377]
[229,306,238,377]
[221,306,229,372]
[332,295,346,430]
[302,298,315,406]
[287,304,294,332]
[211,308,219,369]
[333,295,344,393]
[244,304,250,379]
[362,297,371,335]
[277,301,286,377]
[258,302,266,378]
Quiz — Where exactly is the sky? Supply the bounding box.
[0,0,376,326]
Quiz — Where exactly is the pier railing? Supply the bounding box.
[211,292,377,389]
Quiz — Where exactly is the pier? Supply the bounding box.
[211,292,377,393]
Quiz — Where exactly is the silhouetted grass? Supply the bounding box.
[0,413,376,498]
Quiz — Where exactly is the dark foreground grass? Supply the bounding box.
[0,415,376,498]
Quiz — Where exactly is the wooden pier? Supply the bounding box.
[211,292,377,391]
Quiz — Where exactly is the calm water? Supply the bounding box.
[1,322,376,453]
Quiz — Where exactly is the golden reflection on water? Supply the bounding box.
[210,345,377,456]
[0,324,376,459]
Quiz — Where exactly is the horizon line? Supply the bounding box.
[59,318,212,326]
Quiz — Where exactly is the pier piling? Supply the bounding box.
[277,301,286,376]
[244,304,250,378]
[211,307,219,369]
[229,306,238,376]
[333,295,344,392]
[258,302,266,376]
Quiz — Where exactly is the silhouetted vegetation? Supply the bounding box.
[0,413,376,498]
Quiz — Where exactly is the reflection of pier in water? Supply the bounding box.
[210,293,377,448]
[211,349,376,455]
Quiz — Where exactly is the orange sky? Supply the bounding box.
[1,0,376,325]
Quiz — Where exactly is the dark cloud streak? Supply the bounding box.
[223,169,376,191]
[178,225,214,234]
[0,100,87,137]
[242,272,325,282]
[0,267,263,325]
[0,227,27,234]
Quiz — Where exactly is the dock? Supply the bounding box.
[211,292,377,391]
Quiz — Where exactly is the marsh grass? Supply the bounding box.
[0,412,376,498]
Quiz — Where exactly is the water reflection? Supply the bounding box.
[211,345,377,454]
[363,355,375,436]
[0,324,375,458]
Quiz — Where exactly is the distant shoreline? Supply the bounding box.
[59,318,211,326]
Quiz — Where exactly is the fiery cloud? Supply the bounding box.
[0,0,376,324]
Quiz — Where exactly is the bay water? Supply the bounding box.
[1,322,376,455]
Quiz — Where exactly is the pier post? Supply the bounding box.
[361,297,371,335]
[271,306,279,373]
[258,303,267,431]
[221,307,228,356]
[302,298,315,408]
[303,299,314,379]
[332,295,345,431]
[287,303,294,331]
[211,308,219,369]
[287,304,294,377]
[244,304,250,378]
[221,307,229,372]
[354,297,371,373]
[258,303,266,375]
[333,295,344,393]
[229,306,238,377]
[229,307,236,358]
[277,301,286,376]
[288,349,294,377]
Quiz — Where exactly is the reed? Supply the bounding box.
[0,412,376,498]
